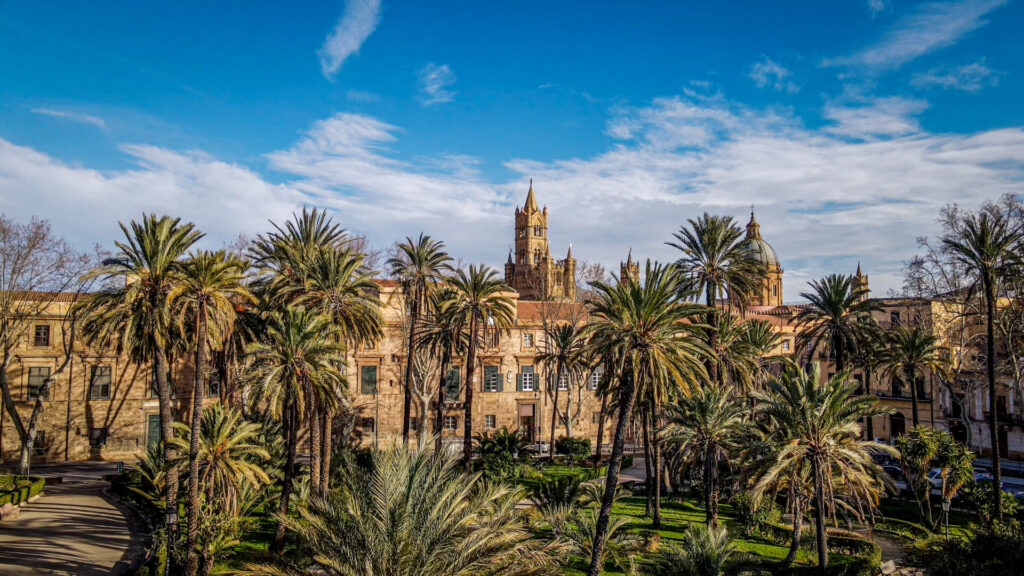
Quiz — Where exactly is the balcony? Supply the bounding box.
[875,390,932,402]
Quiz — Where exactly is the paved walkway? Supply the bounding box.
[0,463,146,575]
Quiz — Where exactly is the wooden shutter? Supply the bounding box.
[361,365,378,395]
[516,371,523,392]
[446,367,460,400]
[147,414,161,449]
[483,365,498,392]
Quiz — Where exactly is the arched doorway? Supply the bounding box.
[890,412,906,439]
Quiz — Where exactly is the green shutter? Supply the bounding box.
[361,365,378,395]
[446,367,460,400]
[147,414,161,449]
[516,371,523,392]
[483,365,499,392]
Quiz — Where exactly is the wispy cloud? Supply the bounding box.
[867,0,888,17]
[318,0,382,80]
[824,0,1008,73]
[748,57,800,94]
[823,97,928,139]
[346,89,380,102]
[31,108,107,129]
[417,63,457,106]
[912,59,1001,92]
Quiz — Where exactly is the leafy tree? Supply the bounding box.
[894,427,942,526]
[555,436,592,469]
[582,261,708,576]
[387,233,452,446]
[476,427,530,483]
[795,273,881,372]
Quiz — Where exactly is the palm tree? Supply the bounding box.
[668,213,763,383]
[661,383,750,527]
[880,324,949,427]
[239,444,562,576]
[753,366,894,575]
[245,307,345,552]
[536,321,588,462]
[80,214,203,572]
[446,265,516,468]
[710,313,763,393]
[168,250,253,575]
[296,246,384,491]
[795,274,881,372]
[387,233,452,446]
[739,318,785,388]
[417,287,469,452]
[942,209,1023,521]
[648,524,740,576]
[583,261,708,576]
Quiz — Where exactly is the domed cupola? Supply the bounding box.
[739,209,783,307]
[741,210,780,268]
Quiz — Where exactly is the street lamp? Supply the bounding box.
[942,498,951,538]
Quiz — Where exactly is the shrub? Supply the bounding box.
[729,492,780,537]
[555,436,591,469]
[907,520,1024,576]
[0,475,44,507]
[965,481,1019,522]
[644,524,741,576]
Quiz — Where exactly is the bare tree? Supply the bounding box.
[0,215,94,474]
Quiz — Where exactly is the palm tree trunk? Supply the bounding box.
[586,373,637,576]
[402,293,420,445]
[641,408,653,517]
[273,400,298,553]
[154,341,180,575]
[565,378,575,438]
[704,447,716,527]
[593,391,608,465]
[782,484,802,567]
[811,457,828,575]
[462,315,478,469]
[652,408,662,529]
[549,363,560,463]
[319,411,331,492]
[185,304,208,576]
[985,274,1002,522]
[705,287,720,385]
[909,365,920,427]
[434,351,450,453]
[308,401,321,495]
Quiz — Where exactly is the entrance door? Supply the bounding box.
[519,403,535,443]
[999,427,1009,458]
[890,412,906,439]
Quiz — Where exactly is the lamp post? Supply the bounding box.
[942,498,951,538]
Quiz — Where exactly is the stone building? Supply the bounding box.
[504,181,576,301]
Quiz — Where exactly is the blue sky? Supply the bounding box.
[2,1,1023,297]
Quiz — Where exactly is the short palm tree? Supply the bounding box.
[583,261,708,576]
[245,307,345,551]
[668,213,763,384]
[387,233,452,446]
[239,444,562,576]
[880,324,949,427]
[795,274,881,372]
[80,214,203,571]
[168,249,253,575]
[536,321,588,461]
[648,524,740,576]
[295,246,384,492]
[417,287,469,451]
[446,264,516,468]
[942,209,1023,521]
[661,383,750,527]
[754,366,894,575]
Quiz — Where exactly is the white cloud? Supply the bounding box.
[318,0,382,79]
[345,89,380,102]
[749,57,800,94]
[823,97,929,139]
[867,0,888,17]
[31,108,107,129]
[911,60,1001,92]
[416,63,457,106]
[825,0,1008,73]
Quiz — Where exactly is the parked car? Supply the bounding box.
[882,465,905,482]
[973,466,993,482]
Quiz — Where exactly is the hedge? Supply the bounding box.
[0,475,45,507]
[874,517,932,541]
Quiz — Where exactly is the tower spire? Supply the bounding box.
[746,208,761,240]
[523,179,538,212]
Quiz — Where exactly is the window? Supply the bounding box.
[487,331,500,348]
[485,415,496,429]
[557,373,568,391]
[443,415,459,430]
[146,414,161,449]
[519,229,526,238]
[522,333,534,348]
[772,285,778,297]
[444,367,461,401]
[360,417,376,432]
[409,417,419,431]
[32,431,47,456]
[89,365,111,400]
[890,311,901,326]
[207,369,221,398]
[363,340,375,350]
[592,411,600,424]
[483,365,500,392]
[782,340,791,351]
[589,367,602,390]
[33,325,50,347]
[89,427,108,447]
[534,226,543,237]
[360,365,378,395]
[518,365,535,392]
[27,366,50,400]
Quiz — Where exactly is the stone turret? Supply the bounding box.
[853,262,869,302]
[620,249,639,283]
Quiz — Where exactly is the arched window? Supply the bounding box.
[890,412,906,438]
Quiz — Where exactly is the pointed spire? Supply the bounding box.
[856,261,863,277]
[507,250,514,265]
[746,208,761,240]
[523,179,538,212]
[566,243,573,260]
[626,247,633,266]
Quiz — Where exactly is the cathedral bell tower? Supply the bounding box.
[505,181,576,301]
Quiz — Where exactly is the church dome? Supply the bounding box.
[741,211,780,267]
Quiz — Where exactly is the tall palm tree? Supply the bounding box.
[795,274,881,372]
[710,313,763,394]
[245,307,345,552]
[880,324,949,427]
[536,321,588,462]
[239,444,562,576]
[296,246,384,491]
[942,209,1023,521]
[668,213,763,383]
[387,233,452,446]
[661,383,750,527]
[80,214,203,573]
[446,265,516,468]
[754,366,894,575]
[417,287,469,453]
[168,250,253,575]
[583,261,708,576]
[739,318,785,388]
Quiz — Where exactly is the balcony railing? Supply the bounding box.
[875,390,932,402]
